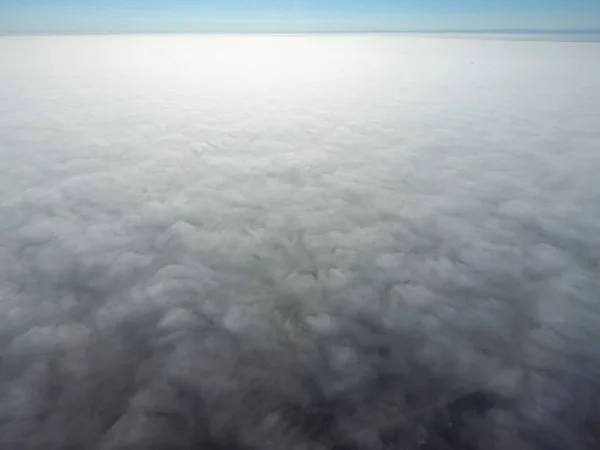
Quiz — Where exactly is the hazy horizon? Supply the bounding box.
[3,29,600,37]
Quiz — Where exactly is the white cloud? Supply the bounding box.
[1,34,600,449]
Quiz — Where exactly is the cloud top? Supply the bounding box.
[1,35,600,449]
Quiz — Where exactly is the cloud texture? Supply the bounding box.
[1,35,600,449]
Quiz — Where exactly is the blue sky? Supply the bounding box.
[1,0,599,34]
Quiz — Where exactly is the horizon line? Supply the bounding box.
[2,28,600,37]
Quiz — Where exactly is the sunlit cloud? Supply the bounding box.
[1,33,600,448]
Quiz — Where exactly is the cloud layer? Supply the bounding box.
[1,35,600,449]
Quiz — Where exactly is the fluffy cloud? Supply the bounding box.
[1,35,600,449]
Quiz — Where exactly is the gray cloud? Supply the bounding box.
[1,35,600,449]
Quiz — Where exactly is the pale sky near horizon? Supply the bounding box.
[1,0,599,34]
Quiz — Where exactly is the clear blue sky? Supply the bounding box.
[1,0,599,34]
